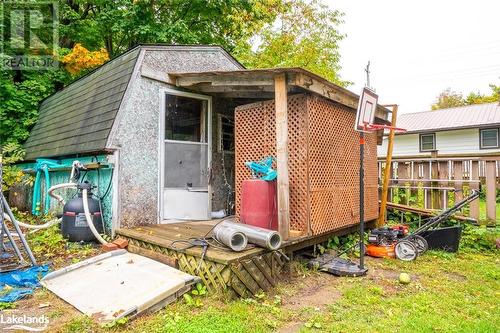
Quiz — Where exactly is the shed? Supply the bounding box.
[20,44,390,295]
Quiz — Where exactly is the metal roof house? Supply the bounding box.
[23,44,390,240]
[378,103,500,158]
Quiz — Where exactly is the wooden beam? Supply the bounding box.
[293,73,388,120]
[176,75,275,87]
[470,161,480,220]
[453,161,463,204]
[485,161,496,222]
[212,92,276,99]
[190,83,276,93]
[378,105,398,226]
[274,73,290,240]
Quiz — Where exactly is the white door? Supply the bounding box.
[160,90,211,221]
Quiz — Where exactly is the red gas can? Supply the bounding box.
[240,179,278,231]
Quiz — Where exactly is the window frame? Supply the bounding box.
[419,133,436,152]
[479,128,499,149]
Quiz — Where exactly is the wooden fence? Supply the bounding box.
[378,157,499,222]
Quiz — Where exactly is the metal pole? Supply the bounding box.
[2,195,37,265]
[359,131,365,270]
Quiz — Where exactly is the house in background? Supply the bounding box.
[378,103,500,158]
[377,102,499,222]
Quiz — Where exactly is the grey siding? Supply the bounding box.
[24,48,141,160]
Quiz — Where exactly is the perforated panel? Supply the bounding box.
[235,95,309,233]
[235,94,378,236]
[307,96,378,234]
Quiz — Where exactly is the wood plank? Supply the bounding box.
[470,161,480,220]
[230,274,248,297]
[453,161,463,204]
[127,244,178,268]
[274,73,290,241]
[431,161,440,209]
[421,162,431,209]
[117,223,266,265]
[485,161,497,221]
[241,259,272,291]
[230,263,260,295]
[252,256,276,287]
[438,161,449,209]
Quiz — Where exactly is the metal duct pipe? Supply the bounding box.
[218,219,282,250]
[212,224,248,252]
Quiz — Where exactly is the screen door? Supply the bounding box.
[162,92,211,221]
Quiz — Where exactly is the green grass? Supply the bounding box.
[479,199,500,222]
[322,252,499,333]
[57,251,500,333]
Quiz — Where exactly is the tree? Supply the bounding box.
[432,84,500,110]
[1,0,284,147]
[431,88,466,110]
[61,44,109,75]
[60,0,283,57]
[464,84,500,105]
[237,0,348,86]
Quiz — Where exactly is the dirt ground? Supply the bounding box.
[2,256,405,332]
[2,249,498,332]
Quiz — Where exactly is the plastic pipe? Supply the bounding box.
[82,188,107,245]
[212,223,248,252]
[218,219,281,250]
[3,213,60,230]
[48,182,77,205]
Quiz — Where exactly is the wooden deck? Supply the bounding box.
[117,220,268,265]
[116,219,371,297]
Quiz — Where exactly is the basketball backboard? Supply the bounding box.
[355,87,378,132]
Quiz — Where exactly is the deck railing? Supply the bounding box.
[377,157,499,222]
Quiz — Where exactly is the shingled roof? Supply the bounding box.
[24,47,141,160]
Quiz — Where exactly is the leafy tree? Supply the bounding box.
[432,84,500,110]
[431,88,466,110]
[60,0,283,57]
[61,43,109,75]
[237,0,348,86]
[465,84,500,105]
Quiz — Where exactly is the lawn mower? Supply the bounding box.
[368,189,480,261]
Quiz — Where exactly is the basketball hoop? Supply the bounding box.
[361,123,407,133]
[352,87,407,275]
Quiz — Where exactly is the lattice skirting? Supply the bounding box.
[122,237,287,298]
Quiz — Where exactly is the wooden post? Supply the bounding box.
[422,162,431,209]
[378,105,398,227]
[274,73,290,240]
[398,163,410,205]
[438,161,449,209]
[431,161,440,209]
[453,161,463,204]
[485,160,496,222]
[470,161,480,220]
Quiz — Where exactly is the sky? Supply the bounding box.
[329,0,500,114]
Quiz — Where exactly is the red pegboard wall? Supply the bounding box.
[235,94,378,236]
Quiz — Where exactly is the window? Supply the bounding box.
[480,128,499,149]
[217,114,234,153]
[165,94,207,142]
[419,133,436,152]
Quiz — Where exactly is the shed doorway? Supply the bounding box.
[160,90,212,222]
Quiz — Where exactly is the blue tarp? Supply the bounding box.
[0,265,49,303]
